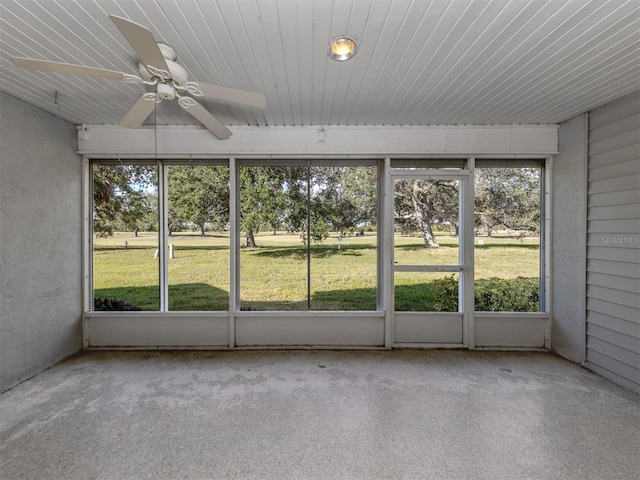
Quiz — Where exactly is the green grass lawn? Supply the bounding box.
[93,231,540,311]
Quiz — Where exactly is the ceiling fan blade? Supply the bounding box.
[197,83,266,109]
[109,15,168,73]
[186,100,232,140]
[119,96,156,129]
[10,57,125,80]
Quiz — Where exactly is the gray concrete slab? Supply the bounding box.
[1,350,638,480]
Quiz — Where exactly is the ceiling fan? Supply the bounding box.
[9,14,266,140]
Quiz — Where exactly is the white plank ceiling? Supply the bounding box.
[1,0,638,130]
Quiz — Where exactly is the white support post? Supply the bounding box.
[544,156,553,349]
[462,157,476,349]
[82,156,91,347]
[383,156,394,348]
[158,162,169,312]
[229,157,237,348]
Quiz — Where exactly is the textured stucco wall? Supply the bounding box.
[551,114,588,364]
[0,92,82,392]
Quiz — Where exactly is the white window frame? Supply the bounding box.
[82,155,551,350]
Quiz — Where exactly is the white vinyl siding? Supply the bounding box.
[586,90,640,393]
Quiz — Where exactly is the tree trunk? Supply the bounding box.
[246,229,256,248]
[411,188,439,248]
[420,220,439,248]
[200,225,205,236]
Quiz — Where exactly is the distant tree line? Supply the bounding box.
[93,164,540,248]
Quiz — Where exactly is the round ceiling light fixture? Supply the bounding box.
[328,36,357,61]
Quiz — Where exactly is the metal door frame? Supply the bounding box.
[385,163,475,348]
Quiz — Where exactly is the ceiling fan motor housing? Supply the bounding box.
[138,59,188,83]
[157,82,176,100]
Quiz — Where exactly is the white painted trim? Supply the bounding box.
[394,265,464,272]
[85,155,551,350]
[229,158,237,348]
[475,313,549,348]
[393,343,467,349]
[233,311,384,318]
[544,156,553,349]
[382,157,393,348]
[158,162,168,311]
[78,124,559,158]
[235,314,385,346]
[389,169,471,179]
[389,170,470,345]
[82,156,91,348]
[394,313,463,344]
[87,313,230,347]
[463,157,476,349]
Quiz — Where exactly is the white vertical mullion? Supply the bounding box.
[463,157,475,349]
[377,158,384,312]
[383,156,394,348]
[158,161,169,312]
[544,156,553,349]
[82,156,91,347]
[229,157,237,348]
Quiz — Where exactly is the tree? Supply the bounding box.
[167,166,229,236]
[239,165,377,246]
[310,166,377,236]
[93,164,157,237]
[394,179,459,248]
[474,168,540,236]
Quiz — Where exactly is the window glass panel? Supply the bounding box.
[239,166,308,310]
[310,166,377,310]
[92,164,159,311]
[239,164,378,311]
[394,178,460,264]
[394,272,459,312]
[474,167,541,312]
[167,165,229,311]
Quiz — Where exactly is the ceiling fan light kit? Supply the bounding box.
[156,82,176,101]
[9,15,266,140]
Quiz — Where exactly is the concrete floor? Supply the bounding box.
[1,350,638,480]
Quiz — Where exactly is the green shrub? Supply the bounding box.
[432,275,539,312]
[94,297,142,311]
[430,275,459,312]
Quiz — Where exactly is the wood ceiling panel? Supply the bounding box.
[372,0,469,125]
[437,2,587,123]
[365,0,446,125]
[400,0,512,124]
[0,0,637,132]
[308,0,333,126]
[346,0,429,126]
[474,2,636,122]
[337,0,399,125]
[293,0,315,126]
